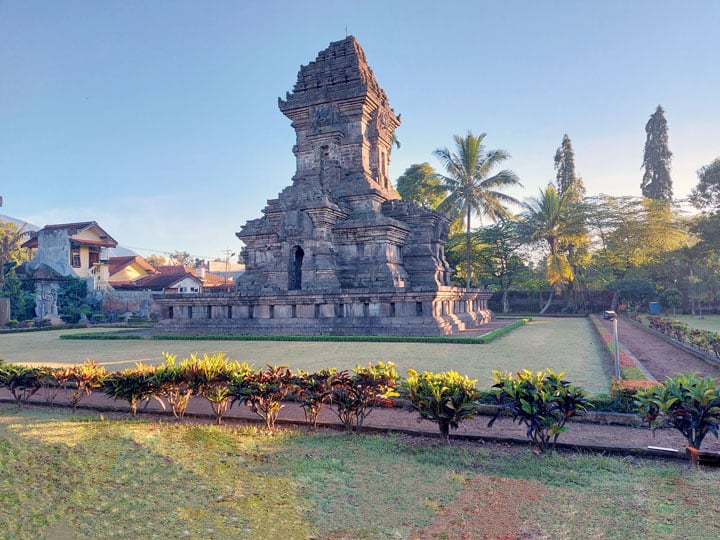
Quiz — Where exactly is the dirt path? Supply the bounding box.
[604,318,720,381]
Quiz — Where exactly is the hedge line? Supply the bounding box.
[59,318,530,344]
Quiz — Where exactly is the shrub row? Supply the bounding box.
[2,357,717,451]
[648,316,720,359]
[59,318,530,344]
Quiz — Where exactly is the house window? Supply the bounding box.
[168,306,174,319]
[291,305,297,318]
[389,302,396,317]
[269,305,275,318]
[416,302,423,316]
[337,303,344,318]
[71,249,81,268]
[314,304,320,318]
[227,306,232,319]
[207,306,212,319]
[187,306,193,319]
[363,303,370,317]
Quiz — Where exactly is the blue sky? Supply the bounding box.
[1,1,718,261]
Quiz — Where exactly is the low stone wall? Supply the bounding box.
[155,288,494,336]
[101,290,159,320]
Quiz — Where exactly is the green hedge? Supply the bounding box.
[59,318,530,344]
[60,333,144,340]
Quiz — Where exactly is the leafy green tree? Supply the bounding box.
[607,278,657,312]
[587,196,689,280]
[554,134,585,201]
[57,277,91,323]
[434,132,522,288]
[444,231,488,287]
[552,136,592,310]
[641,105,673,200]
[395,162,445,209]
[168,250,193,266]
[2,268,34,321]
[690,157,720,210]
[0,220,30,292]
[473,221,529,313]
[520,185,578,314]
[145,254,167,266]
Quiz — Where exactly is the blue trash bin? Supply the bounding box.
[649,302,660,315]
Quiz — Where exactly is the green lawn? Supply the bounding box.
[0,317,611,395]
[1,407,718,540]
[667,314,720,333]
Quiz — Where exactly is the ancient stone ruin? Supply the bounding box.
[156,36,492,335]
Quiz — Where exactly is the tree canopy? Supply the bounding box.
[554,134,585,201]
[395,162,445,209]
[434,132,522,288]
[0,220,30,291]
[641,105,673,200]
[690,157,720,210]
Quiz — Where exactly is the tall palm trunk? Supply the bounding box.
[465,205,472,289]
[539,288,554,314]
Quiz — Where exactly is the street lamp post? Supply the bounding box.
[604,310,620,378]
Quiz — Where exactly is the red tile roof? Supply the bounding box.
[132,273,202,290]
[21,221,118,249]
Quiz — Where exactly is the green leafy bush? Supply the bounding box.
[230,365,294,432]
[103,363,162,416]
[185,353,253,425]
[401,369,480,441]
[67,359,108,413]
[609,377,660,412]
[328,362,399,431]
[489,369,590,453]
[35,366,70,407]
[154,353,194,419]
[0,364,40,406]
[292,368,336,430]
[635,372,720,449]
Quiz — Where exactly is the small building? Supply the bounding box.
[22,221,117,287]
[108,255,158,287]
[130,273,203,294]
[20,221,118,320]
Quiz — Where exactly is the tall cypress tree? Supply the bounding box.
[641,105,673,200]
[554,134,585,201]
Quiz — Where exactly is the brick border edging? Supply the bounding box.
[588,314,657,382]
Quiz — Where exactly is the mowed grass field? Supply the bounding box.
[2,408,719,540]
[0,317,612,395]
[668,314,720,333]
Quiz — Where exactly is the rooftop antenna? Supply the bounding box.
[345,25,348,37]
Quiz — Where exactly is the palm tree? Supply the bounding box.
[434,132,522,288]
[521,184,576,314]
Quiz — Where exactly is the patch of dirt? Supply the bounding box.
[603,318,720,381]
[411,475,545,540]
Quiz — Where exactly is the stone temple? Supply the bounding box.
[156,36,492,335]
